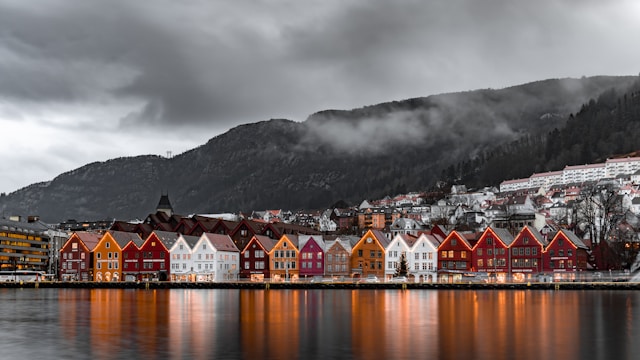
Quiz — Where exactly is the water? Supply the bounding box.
[0,288,638,359]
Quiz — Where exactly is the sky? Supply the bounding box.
[1,0,639,194]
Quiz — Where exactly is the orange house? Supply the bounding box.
[269,234,299,282]
[93,230,142,282]
[350,230,390,279]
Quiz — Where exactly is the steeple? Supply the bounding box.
[156,192,174,217]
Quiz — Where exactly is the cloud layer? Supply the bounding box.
[0,0,639,193]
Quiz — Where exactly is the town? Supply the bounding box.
[4,155,640,283]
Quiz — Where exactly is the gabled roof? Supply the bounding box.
[489,227,516,247]
[278,234,299,249]
[413,233,442,250]
[442,230,474,250]
[247,235,277,253]
[179,234,200,249]
[151,230,181,250]
[107,230,144,249]
[517,225,548,246]
[298,235,325,250]
[66,231,102,251]
[555,229,589,250]
[202,233,239,252]
[370,229,391,248]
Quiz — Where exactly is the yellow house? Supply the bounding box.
[350,229,390,279]
[93,230,143,282]
[269,234,299,282]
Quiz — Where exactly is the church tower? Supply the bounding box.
[156,193,174,217]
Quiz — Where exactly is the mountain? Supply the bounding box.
[1,75,638,223]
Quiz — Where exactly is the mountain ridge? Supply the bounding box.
[1,75,638,222]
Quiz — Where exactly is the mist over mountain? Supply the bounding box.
[1,76,637,223]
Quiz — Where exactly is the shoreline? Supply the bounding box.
[1,281,639,290]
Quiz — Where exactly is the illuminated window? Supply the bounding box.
[478,259,483,267]
[448,250,454,258]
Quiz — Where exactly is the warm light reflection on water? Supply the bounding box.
[0,288,639,359]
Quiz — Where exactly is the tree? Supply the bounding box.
[395,252,409,277]
[575,182,624,269]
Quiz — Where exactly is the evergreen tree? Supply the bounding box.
[395,253,409,277]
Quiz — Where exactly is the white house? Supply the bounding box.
[385,234,416,282]
[197,233,239,281]
[409,233,440,283]
[169,234,199,282]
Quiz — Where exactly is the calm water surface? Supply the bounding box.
[0,288,638,359]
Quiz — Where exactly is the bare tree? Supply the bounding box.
[575,182,623,269]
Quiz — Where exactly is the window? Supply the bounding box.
[451,239,457,246]
[478,259,483,267]
[568,249,573,257]
[532,248,538,256]
[97,253,101,259]
[523,237,529,245]
[487,238,493,245]
[512,248,518,256]
[202,244,207,250]
[358,250,363,257]
[327,254,333,262]
[519,248,524,256]
[415,253,420,260]
[525,247,530,256]
[245,251,249,258]
[370,250,375,257]
[478,249,484,256]
[461,251,466,259]
[245,261,250,269]
[441,251,447,258]
[448,250,454,258]
[106,242,110,248]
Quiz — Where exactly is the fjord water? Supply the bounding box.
[0,288,638,359]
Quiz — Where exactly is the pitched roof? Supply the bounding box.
[152,230,181,249]
[557,229,589,250]
[490,227,516,247]
[203,233,239,252]
[71,231,102,251]
[180,234,200,249]
[249,235,277,253]
[107,230,143,248]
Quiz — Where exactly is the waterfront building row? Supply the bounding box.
[58,225,588,283]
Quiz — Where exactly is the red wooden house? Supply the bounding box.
[298,235,325,279]
[543,229,589,281]
[59,231,101,281]
[240,235,276,281]
[510,225,547,282]
[137,231,176,281]
[121,236,145,281]
[230,219,264,251]
[472,227,514,283]
[437,230,474,283]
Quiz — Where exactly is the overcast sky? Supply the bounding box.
[1,0,639,194]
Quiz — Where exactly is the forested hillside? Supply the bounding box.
[447,78,640,187]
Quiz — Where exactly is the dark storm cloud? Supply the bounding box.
[1,0,638,129]
[0,0,639,193]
